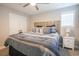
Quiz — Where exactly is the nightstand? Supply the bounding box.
[63,37,75,54]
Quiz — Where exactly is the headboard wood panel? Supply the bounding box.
[34,21,53,27]
[34,21,60,34]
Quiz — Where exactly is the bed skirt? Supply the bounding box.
[9,46,26,56]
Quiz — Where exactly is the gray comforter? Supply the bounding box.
[4,32,60,56]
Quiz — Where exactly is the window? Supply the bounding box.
[61,11,74,27]
[61,11,75,36]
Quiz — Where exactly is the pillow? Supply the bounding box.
[39,28,43,34]
[32,27,36,33]
[43,27,56,34]
[36,28,40,33]
[50,27,57,33]
[43,27,51,34]
[32,27,43,34]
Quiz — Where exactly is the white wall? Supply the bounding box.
[75,5,79,41]
[0,5,29,46]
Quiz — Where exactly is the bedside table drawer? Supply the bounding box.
[63,39,74,44]
[64,43,74,48]
[63,37,75,49]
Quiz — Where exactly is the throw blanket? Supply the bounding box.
[5,32,60,56]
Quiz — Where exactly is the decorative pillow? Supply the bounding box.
[50,27,57,33]
[32,27,36,33]
[43,27,56,34]
[39,28,43,34]
[43,27,51,34]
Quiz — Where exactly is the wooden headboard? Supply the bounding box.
[34,21,60,33]
[34,21,54,27]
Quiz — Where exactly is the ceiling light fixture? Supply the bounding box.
[30,3,36,6]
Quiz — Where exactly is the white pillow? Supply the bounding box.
[39,28,44,34]
[32,27,36,33]
[35,27,43,34]
[36,28,40,33]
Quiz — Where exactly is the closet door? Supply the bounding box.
[9,13,27,35]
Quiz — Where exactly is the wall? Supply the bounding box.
[0,6,9,46]
[0,5,29,46]
[75,5,79,41]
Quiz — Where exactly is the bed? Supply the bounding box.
[4,21,61,56]
[4,32,61,56]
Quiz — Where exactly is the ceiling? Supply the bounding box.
[0,3,77,15]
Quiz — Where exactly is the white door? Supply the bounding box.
[9,13,27,35]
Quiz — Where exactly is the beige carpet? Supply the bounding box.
[0,46,9,56]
